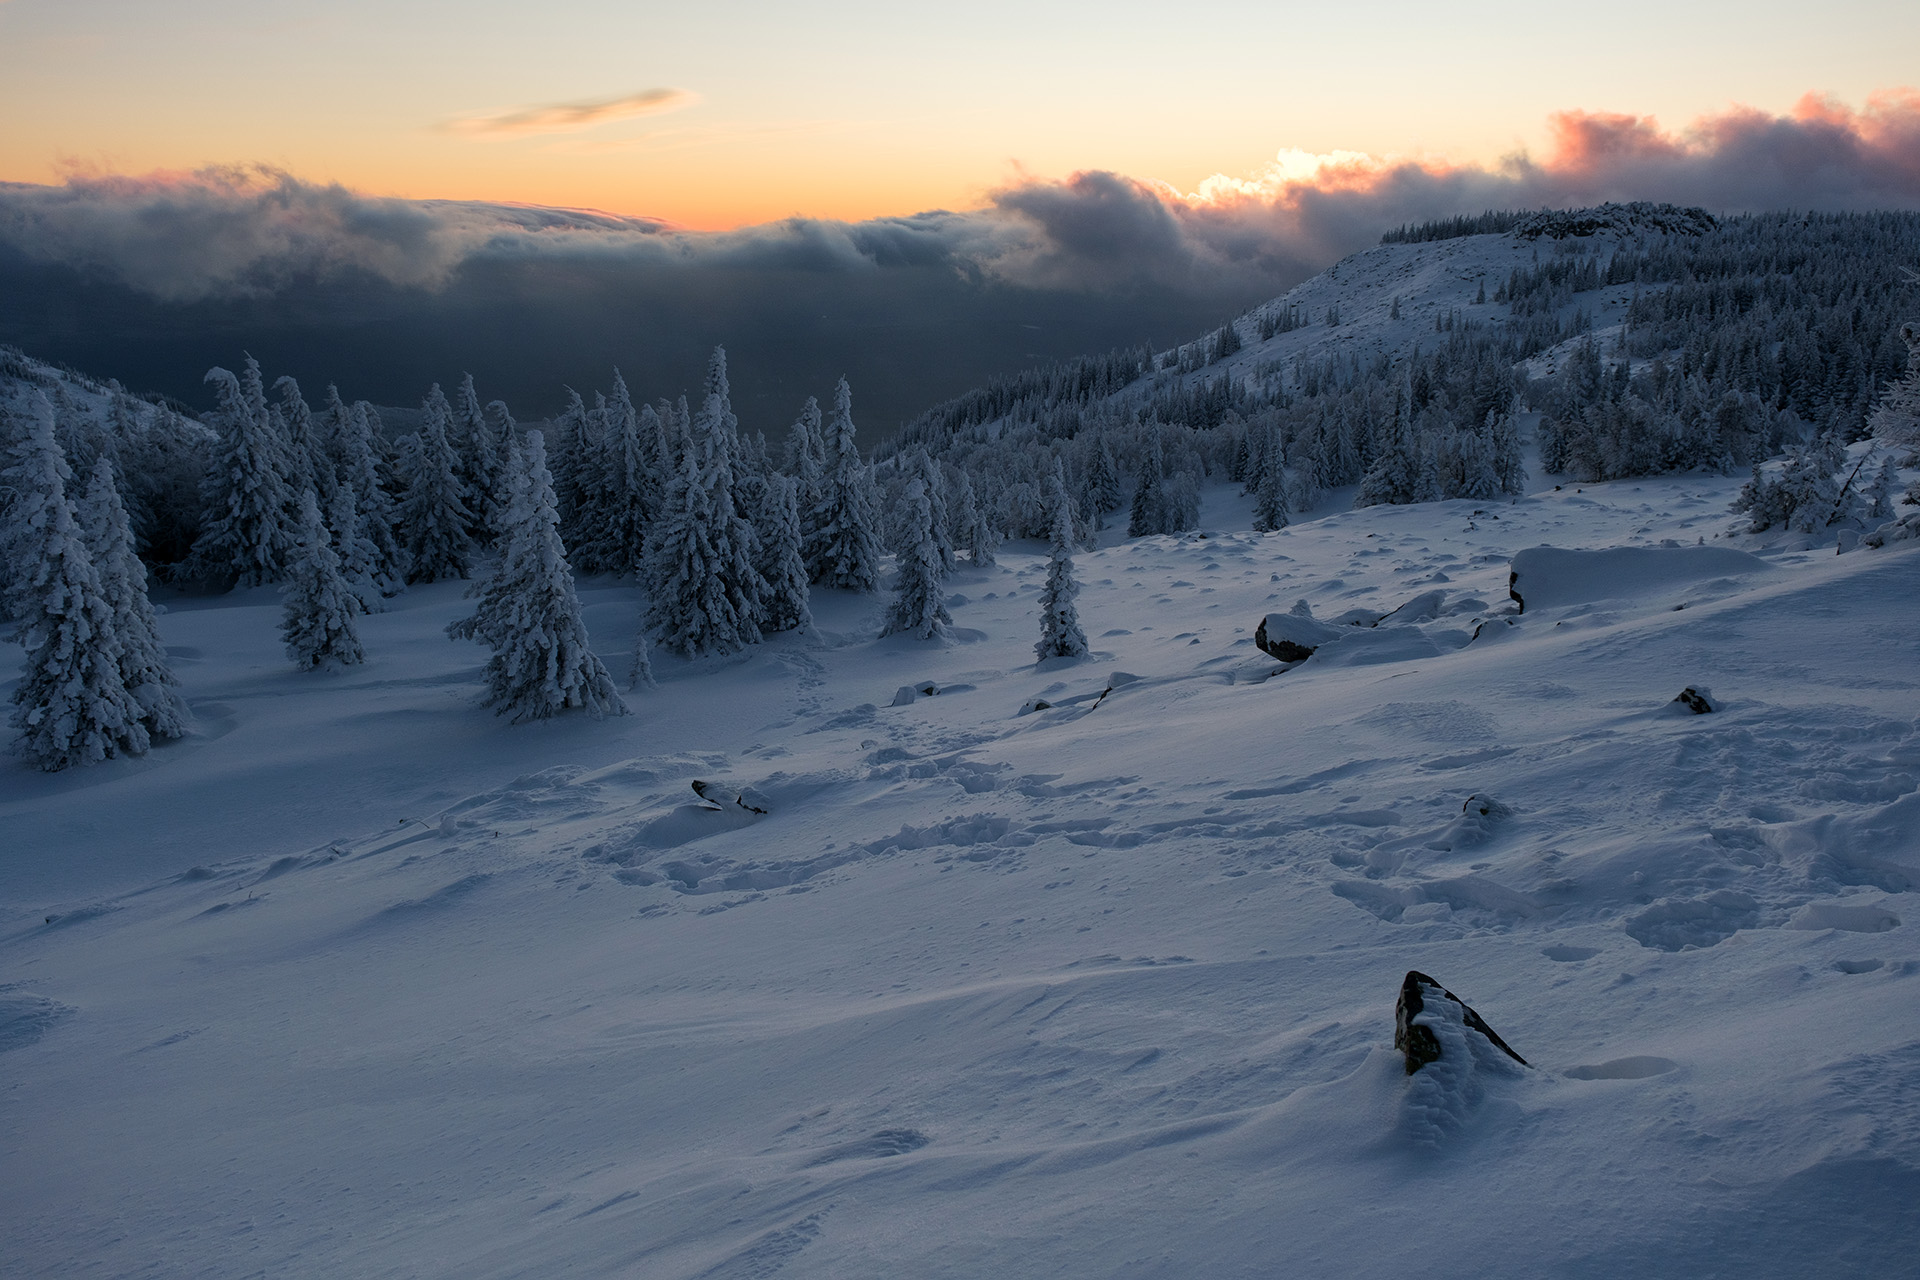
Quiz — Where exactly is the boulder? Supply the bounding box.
[1673,686,1715,714]
[1394,970,1528,1075]
[1254,611,1343,662]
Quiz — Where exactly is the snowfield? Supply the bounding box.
[5,471,1919,1278]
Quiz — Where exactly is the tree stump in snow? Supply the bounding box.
[1394,971,1528,1075]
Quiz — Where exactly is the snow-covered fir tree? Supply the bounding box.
[448,430,626,721]
[1127,434,1165,537]
[327,482,384,612]
[952,470,999,566]
[1452,418,1506,501]
[1252,425,1289,532]
[755,473,814,635]
[1034,463,1089,661]
[451,373,507,546]
[695,387,768,637]
[1733,432,1849,533]
[1865,455,1900,520]
[274,375,330,504]
[81,456,187,741]
[1355,383,1421,507]
[316,384,353,483]
[1490,401,1527,494]
[280,489,365,671]
[784,396,826,517]
[1081,433,1123,526]
[881,475,951,640]
[338,399,406,595]
[6,394,149,769]
[1869,322,1920,451]
[189,361,297,586]
[645,440,756,658]
[573,373,653,575]
[912,449,957,577]
[395,384,477,583]
[806,378,883,591]
[547,388,592,543]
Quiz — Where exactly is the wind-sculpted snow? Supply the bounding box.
[3,469,1919,1276]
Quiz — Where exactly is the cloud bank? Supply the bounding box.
[3,91,1915,307]
[2,92,1917,434]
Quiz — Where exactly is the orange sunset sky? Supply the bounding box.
[5,0,1919,228]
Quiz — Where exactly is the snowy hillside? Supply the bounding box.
[6,459,1919,1275]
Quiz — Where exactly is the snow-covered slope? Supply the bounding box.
[5,467,1918,1276]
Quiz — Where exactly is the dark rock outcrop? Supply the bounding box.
[1394,970,1528,1075]
[1254,611,1342,662]
[1673,687,1715,714]
[692,780,769,814]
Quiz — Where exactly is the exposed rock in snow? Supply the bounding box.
[691,780,769,815]
[1395,970,1528,1076]
[1673,686,1716,714]
[1254,610,1342,662]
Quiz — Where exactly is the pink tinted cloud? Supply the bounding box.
[2,92,1917,302]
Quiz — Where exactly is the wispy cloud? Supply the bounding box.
[440,88,697,139]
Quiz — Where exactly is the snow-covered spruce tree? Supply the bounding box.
[573,375,653,576]
[339,400,406,595]
[1127,434,1165,537]
[1252,426,1289,532]
[326,482,384,612]
[316,383,353,483]
[189,363,297,587]
[280,489,365,671]
[274,375,331,504]
[451,373,504,545]
[696,390,768,637]
[755,473,814,634]
[1869,321,1920,453]
[81,456,187,740]
[546,388,592,544]
[1082,433,1122,522]
[881,476,951,640]
[1453,419,1506,501]
[395,384,477,583]
[0,399,35,617]
[1865,455,1900,519]
[636,400,670,518]
[806,377,884,590]
[50,385,113,481]
[645,443,754,658]
[784,396,826,515]
[952,470,999,566]
[448,430,626,721]
[1034,464,1088,661]
[912,449,956,577]
[1733,433,1848,533]
[7,394,149,769]
[568,392,618,571]
[1355,383,1421,507]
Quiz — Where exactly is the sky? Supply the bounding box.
[5,0,1918,228]
[2,0,1919,431]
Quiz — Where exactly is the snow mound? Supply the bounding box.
[1508,544,1772,612]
